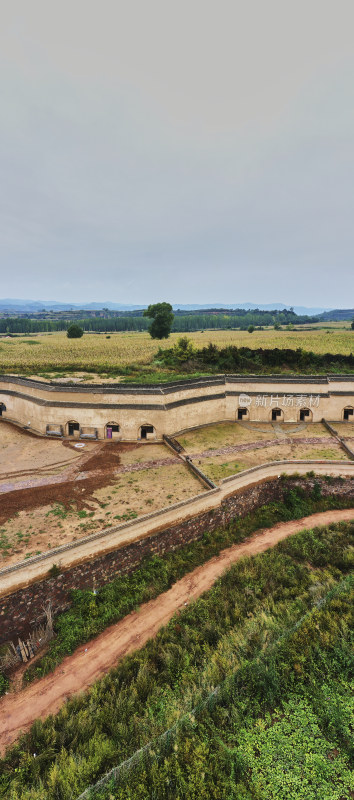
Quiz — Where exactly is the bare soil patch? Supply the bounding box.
[0,430,203,566]
[0,507,352,755]
[0,421,83,481]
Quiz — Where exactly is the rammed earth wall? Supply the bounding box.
[1,373,354,439]
[0,475,353,644]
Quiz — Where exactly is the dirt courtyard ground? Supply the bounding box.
[0,419,351,568]
[178,421,349,483]
[0,421,92,483]
[0,425,204,567]
[329,421,354,439]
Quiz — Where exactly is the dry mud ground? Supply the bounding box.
[0,507,353,755]
[0,425,204,566]
[179,421,350,482]
[0,420,352,565]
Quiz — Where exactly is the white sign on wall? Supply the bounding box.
[238,393,320,408]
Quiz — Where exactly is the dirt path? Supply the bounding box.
[0,507,353,755]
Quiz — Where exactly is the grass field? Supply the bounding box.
[329,422,354,438]
[200,441,347,482]
[0,327,353,378]
[1,517,353,799]
[177,421,350,482]
[179,421,335,452]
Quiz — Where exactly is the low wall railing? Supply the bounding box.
[162,434,185,455]
[0,459,353,599]
[322,418,354,460]
[163,433,216,489]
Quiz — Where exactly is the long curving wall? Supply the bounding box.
[1,459,353,600]
[0,373,353,440]
[1,473,353,644]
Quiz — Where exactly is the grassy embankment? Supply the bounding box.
[0,513,352,799]
[16,481,353,686]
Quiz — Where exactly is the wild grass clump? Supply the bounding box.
[0,520,353,799]
[21,485,352,685]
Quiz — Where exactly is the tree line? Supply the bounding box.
[0,308,318,335]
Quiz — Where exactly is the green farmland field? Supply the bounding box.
[1,516,353,800]
[0,327,353,379]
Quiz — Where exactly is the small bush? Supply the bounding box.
[0,672,9,696]
[48,563,61,578]
[66,324,84,339]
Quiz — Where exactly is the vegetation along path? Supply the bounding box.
[0,507,353,755]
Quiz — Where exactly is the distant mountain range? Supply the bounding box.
[0,299,333,315]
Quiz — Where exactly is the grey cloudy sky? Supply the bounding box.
[1,0,353,306]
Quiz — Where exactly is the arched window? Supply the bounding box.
[271,408,284,422]
[140,424,155,440]
[299,408,313,422]
[343,406,354,421]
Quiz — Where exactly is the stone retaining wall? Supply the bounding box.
[0,475,353,644]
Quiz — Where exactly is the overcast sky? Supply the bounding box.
[1,1,353,307]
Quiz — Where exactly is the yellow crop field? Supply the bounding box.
[0,327,353,377]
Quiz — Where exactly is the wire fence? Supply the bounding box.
[76,574,352,799]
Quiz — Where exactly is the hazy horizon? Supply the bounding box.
[1,1,354,306]
[0,297,334,313]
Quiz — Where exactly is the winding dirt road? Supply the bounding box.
[0,507,353,755]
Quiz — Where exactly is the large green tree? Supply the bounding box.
[143,302,174,339]
[66,323,84,339]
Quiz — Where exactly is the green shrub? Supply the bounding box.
[0,673,8,697]
[48,563,61,578]
[24,488,352,685]
[66,324,84,339]
[2,552,352,800]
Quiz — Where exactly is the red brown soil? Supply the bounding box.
[0,507,353,755]
[0,441,137,525]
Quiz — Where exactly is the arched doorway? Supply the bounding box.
[67,420,80,437]
[343,406,354,421]
[270,408,284,422]
[139,424,155,440]
[105,422,120,440]
[237,407,249,421]
[299,408,313,422]
[0,402,6,417]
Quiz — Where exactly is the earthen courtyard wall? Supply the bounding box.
[0,374,353,440]
[1,474,353,644]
